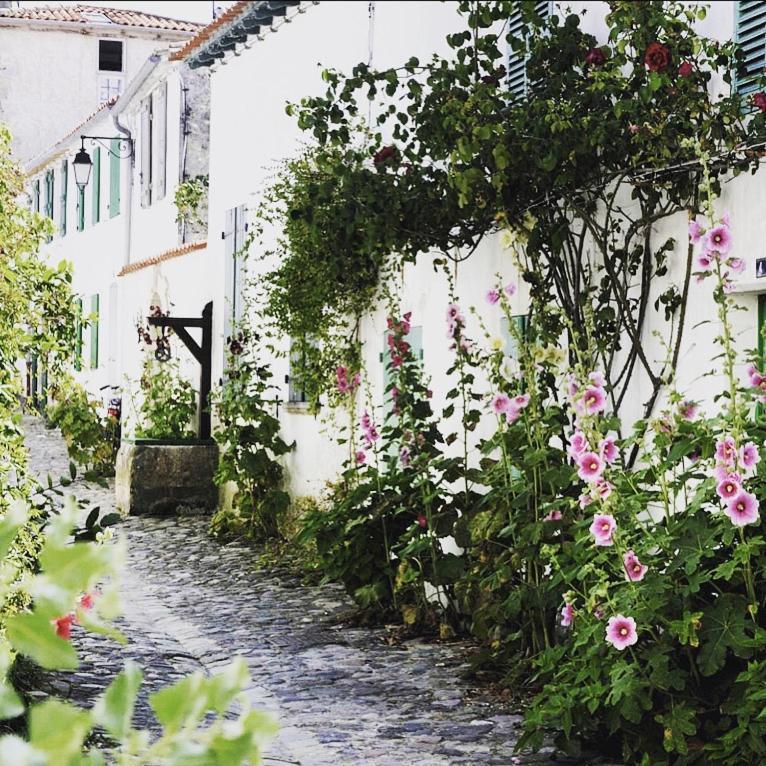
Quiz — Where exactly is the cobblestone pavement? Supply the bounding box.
[25,417,597,766]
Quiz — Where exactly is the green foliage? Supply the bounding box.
[268,2,766,761]
[211,327,294,541]
[0,498,277,765]
[134,358,197,440]
[46,373,117,476]
[173,175,208,225]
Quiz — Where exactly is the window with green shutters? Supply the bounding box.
[89,294,99,369]
[59,160,68,236]
[109,139,120,218]
[507,1,551,98]
[92,147,101,225]
[75,298,83,371]
[32,179,40,213]
[44,170,54,219]
[735,2,766,95]
[501,314,529,359]
[382,325,423,404]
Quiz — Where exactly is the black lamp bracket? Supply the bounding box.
[80,134,134,159]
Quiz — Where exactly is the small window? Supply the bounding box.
[98,40,123,72]
[288,342,308,404]
[501,314,529,359]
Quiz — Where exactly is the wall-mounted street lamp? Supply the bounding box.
[73,134,134,191]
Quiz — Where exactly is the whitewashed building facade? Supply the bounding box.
[23,0,766,507]
[0,3,201,163]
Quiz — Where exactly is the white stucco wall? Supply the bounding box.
[201,0,762,501]
[0,24,190,164]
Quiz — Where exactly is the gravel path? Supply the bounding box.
[24,416,585,766]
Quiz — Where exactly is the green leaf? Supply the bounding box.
[6,612,78,670]
[29,699,91,764]
[150,672,206,733]
[0,500,28,561]
[698,594,751,676]
[0,681,24,721]
[93,661,142,739]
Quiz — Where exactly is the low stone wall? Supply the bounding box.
[115,440,218,516]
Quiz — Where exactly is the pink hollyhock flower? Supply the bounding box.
[704,223,733,256]
[506,408,522,425]
[605,615,638,650]
[594,606,605,620]
[595,479,613,500]
[355,450,367,465]
[365,426,379,445]
[491,393,512,415]
[459,338,475,354]
[723,279,735,294]
[513,394,530,409]
[589,371,606,387]
[569,430,589,457]
[696,253,713,271]
[722,213,731,227]
[486,289,500,305]
[561,602,575,627]
[504,283,516,296]
[729,257,746,275]
[579,492,594,509]
[360,411,372,431]
[741,442,760,473]
[399,447,411,468]
[715,436,737,467]
[401,311,412,334]
[581,385,607,415]
[567,374,579,398]
[725,490,760,526]
[578,452,605,481]
[716,474,741,501]
[54,614,75,640]
[628,123,640,135]
[679,400,698,421]
[589,513,616,546]
[417,513,428,529]
[543,509,563,522]
[352,372,362,388]
[714,463,734,482]
[599,434,619,464]
[623,550,648,582]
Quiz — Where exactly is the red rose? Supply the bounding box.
[644,42,670,72]
[678,61,694,78]
[585,47,606,67]
[752,92,766,113]
[373,145,397,166]
[54,614,75,640]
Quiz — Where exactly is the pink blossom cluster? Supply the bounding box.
[485,283,516,305]
[446,303,474,354]
[569,371,608,417]
[688,215,742,290]
[354,409,381,465]
[746,363,766,403]
[714,435,760,526]
[568,428,618,507]
[335,365,361,395]
[490,392,530,423]
[386,312,412,367]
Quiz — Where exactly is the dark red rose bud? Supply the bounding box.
[585,47,606,67]
[753,92,766,113]
[373,145,397,166]
[678,61,694,78]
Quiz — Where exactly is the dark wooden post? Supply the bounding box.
[147,301,213,440]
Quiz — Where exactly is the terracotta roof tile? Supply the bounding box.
[169,1,250,61]
[0,4,202,33]
[117,241,207,276]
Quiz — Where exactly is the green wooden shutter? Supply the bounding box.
[33,180,40,213]
[501,314,529,359]
[736,1,766,95]
[109,139,120,218]
[382,325,423,403]
[507,1,551,99]
[59,160,67,236]
[75,298,83,371]
[91,147,101,225]
[45,170,54,219]
[89,294,99,369]
[76,186,85,231]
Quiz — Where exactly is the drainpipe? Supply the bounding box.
[109,52,162,267]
